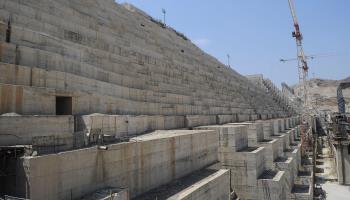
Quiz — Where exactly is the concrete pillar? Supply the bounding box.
[261,120,274,140]
[272,119,280,135]
[279,119,285,132]
[334,142,350,185]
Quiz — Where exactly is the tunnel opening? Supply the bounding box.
[56,96,72,115]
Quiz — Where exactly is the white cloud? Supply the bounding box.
[193,38,210,47]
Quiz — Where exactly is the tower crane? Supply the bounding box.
[287,0,309,108]
[287,0,314,159]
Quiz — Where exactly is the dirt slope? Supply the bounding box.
[293,77,350,112]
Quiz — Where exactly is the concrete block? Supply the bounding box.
[221,147,265,199]
[258,170,287,200]
[195,125,248,152]
[237,114,250,122]
[216,115,233,124]
[185,115,216,128]
[270,133,289,153]
[227,122,264,147]
[284,143,302,170]
[287,129,296,144]
[274,157,297,195]
[0,115,74,145]
[0,83,55,115]
[76,114,186,139]
[250,114,258,121]
[286,118,292,129]
[289,184,313,200]
[32,134,75,154]
[260,114,268,120]
[139,169,230,200]
[295,171,313,186]
[258,139,282,169]
[333,143,350,185]
[0,21,6,42]
[271,119,281,135]
[291,117,295,127]
[15,129,219,199]
[258,120,274,140]
[279,131,291,151]
[279,119,285,132]
[172,169,230,200]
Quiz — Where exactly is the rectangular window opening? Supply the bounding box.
[56,96,72,115]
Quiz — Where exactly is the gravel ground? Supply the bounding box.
[315,137,350,200]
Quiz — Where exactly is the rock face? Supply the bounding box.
[293,77,350,112]
[0,0,291,117]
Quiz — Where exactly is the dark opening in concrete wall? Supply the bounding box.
[56,96,72,115]
[0,147,27,197]
[6,20,11,43]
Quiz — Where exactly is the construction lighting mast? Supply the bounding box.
[287,0,309,108]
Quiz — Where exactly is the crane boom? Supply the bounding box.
[280,53,338,63]
[287,0,301,39]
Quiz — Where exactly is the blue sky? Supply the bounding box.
[118,0,350,86]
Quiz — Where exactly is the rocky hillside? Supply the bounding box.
[293,77,350,112]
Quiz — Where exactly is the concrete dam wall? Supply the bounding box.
[0,0,288,117]
[0,1,313,200]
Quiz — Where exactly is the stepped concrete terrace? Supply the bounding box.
[0,116,312,200]
[6,130,219,199]
[195,124,265,200]
[0,1,309,200]
[194,117,312,200]
[133,169,230,200]
[0,0,290,117]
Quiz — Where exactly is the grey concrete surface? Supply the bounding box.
[16,129,219,200]
[0,0,294,117]
[0,0,303,199]
[134,169,230,200]
[0,115,74,145]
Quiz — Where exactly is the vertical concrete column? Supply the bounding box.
[226,122,264,147]
[285,118,290,129]
[279,119,285,132]
[261,120,273,140]
[296,116,301,125]
[289,129,296,143]
[272,119,280,135]
[334,143,350,185]
[291,117,295,128]
[296,126,300,138]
